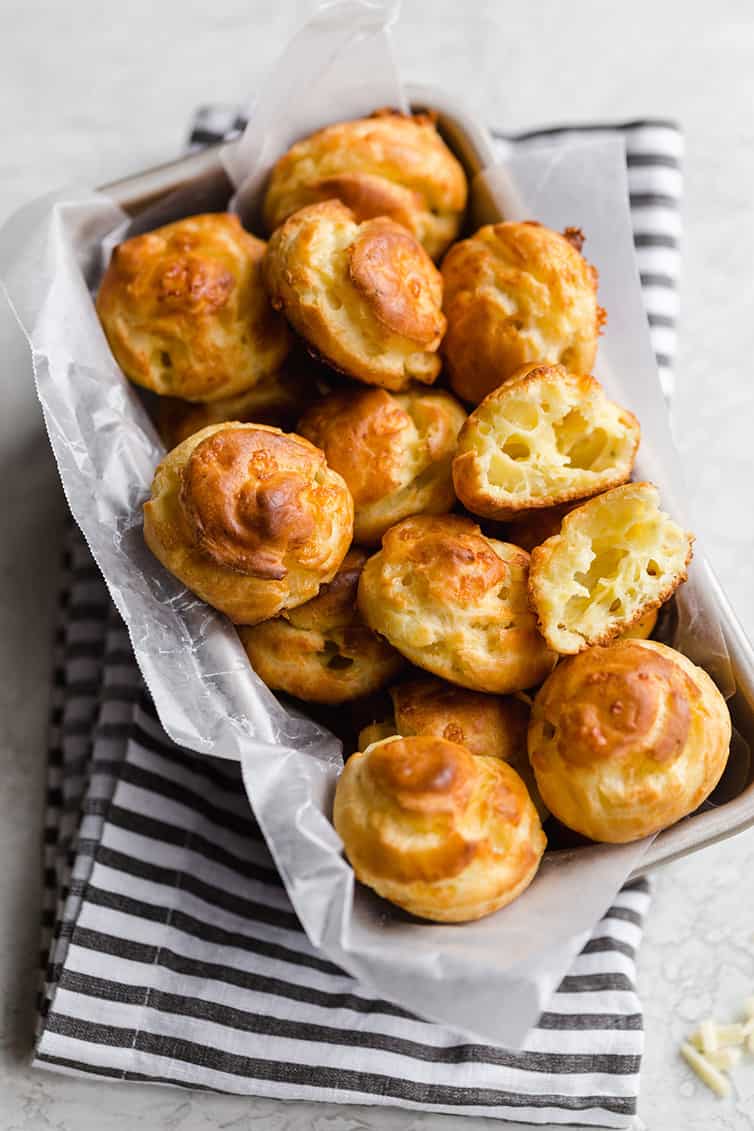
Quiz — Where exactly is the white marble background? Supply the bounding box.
[2,1,754,1128]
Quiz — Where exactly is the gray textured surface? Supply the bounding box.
[2,1,754,1128]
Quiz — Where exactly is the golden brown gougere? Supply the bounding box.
[333,734,547,921]
[299,385,466,545]
[357,513,556,694]
[143,423,353,625]
[262,109,468,260]
[97,213,291,402]
[528,639,731,843]
[441,221,605,405]
[263,201,446,392]
[238,548,404,704]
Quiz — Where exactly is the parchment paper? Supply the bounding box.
[0,0,736,1047]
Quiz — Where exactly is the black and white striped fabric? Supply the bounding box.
[36,526,651,1126]
[34,110,682,1127]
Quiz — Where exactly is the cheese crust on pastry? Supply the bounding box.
[333,734,546,921]
[528,482,693,654]
[441,221,605,405]
[263,201,445,391]
[143,422,353,625]
[528,639,731,843]
[97,213,291,402]
[620,607,659,640]
[298,386,466,544]
[504,500,580,552]
[391,677,529,760]
[453,363,640,520]
[262,110,468,260]
[155,366,313,449]
[358,676,549,821]
[238,548,403,703]
[357,514,556,693]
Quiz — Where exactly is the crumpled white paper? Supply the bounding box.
[224,0,407,225]
[0,0,737,1048]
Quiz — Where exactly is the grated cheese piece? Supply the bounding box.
[706,1047,742,1071]
[748,1032,754,1056]
[716,1023,745,1047]
[680,1042,731,1097]
[698,1019,719,1053]
[743,997,754,1019]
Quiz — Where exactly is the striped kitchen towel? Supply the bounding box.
[36,526,652,1127]
[33,112,681,1127]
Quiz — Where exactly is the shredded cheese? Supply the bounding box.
[698,1019,719,1053]
[706,1047,742,1071]
[680,1042,731,1097]
[680,992,754,1097]
[716,1023,745,1047]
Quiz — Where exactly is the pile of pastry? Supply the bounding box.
[96,109,732,924]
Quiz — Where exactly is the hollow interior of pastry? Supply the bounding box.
[535,489,691,651]
[533,488,691,651]
[467,377,637,507]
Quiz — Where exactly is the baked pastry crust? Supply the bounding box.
[528,638,731,843]
[620,607,658,641]
[143,422,353,624]
[357,514,556,693]
[238,548,403,703]
[156,366,312,449]
[262,110,468,259]
[298,385,466,544]
[357,676,549,821]
[453,363,640,520]
[263,201,445,391]
[505,500,579,553]
[528,482,694,654]
[391,676,529,760]
[441,222,605,405]
[97,213,291,402]
[333,734,546,921]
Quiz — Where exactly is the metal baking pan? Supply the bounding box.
[100,82,754,878]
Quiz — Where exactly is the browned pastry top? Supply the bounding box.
[180,427,330,579]
[262,109,467,259]
[544,640,693,770]
[383,513,509,606]
[357,513,556,695]
[354,736,532,884]
[391,677,529,762]
[528,638,732,843]
[333,733,546,920]
[96,213,291,402]
[441,220,605,405]
[262,200,445,392]
[348,221,447,344]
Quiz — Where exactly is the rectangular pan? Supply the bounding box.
[100,82,754,878]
